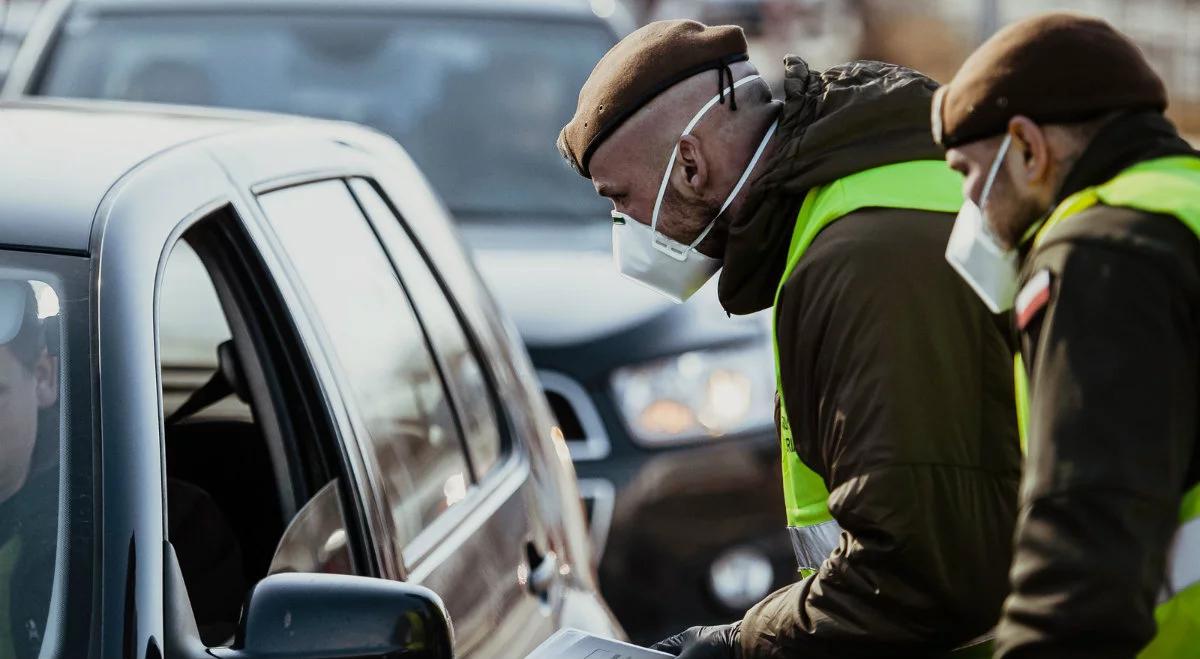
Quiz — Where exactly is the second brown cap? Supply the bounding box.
[933,12,1166,148]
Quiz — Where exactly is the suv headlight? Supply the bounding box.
[611,342,775,446]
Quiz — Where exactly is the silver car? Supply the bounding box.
[0,99,620,659]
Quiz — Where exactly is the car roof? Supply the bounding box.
[0,98,309,254]
[65,0,598,20]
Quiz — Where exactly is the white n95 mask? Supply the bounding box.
[945,133,1018,313]
[611,212,723,303]
[612,73,779,303]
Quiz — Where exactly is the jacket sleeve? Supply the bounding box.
[740,208,1020,659]
[997,222,1199,659]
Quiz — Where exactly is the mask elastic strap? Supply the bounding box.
[980,133,1012,205]
[650,74,764,240]
[688,118,779,249]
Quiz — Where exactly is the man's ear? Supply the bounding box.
[674,135,709,201]
[1007,115,1051,187]
[34,351,58,409]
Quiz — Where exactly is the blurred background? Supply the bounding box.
[0,0,1194,645]
[624,0,1200,138]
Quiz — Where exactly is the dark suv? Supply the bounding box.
[5,0,795,640]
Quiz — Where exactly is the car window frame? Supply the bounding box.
[249,177,493,558]
[248,175,549,576]
[338,177,540,573]
[341,177,539,572]
[346,177,512,481]
[229,169,404,581]
[152,201,383,589]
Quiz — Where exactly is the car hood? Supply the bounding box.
[459,220,760,350]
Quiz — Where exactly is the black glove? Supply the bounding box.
[651,623,741,659]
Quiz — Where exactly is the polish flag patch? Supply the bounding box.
[1016,269,1052,331]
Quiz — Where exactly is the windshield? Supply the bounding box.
[37,12,614,218]
[0,251,91,659]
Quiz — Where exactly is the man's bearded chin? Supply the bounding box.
[1001,195,1049,250]
[661,189,721,242]
[989,172,1047,249]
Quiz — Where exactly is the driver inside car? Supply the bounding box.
[0,281,60,659]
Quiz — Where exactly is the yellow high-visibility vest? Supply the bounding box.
[1017,155,1200,658]
[772,159,963,574]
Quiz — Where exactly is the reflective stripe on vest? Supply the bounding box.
[773,159,963,573]
[1017,155,1200,658]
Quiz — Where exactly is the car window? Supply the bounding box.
[257,180,472,548]
[157,219,363,646]
[0,253,91,659]
[36,12,613,219]
[348,179,503,477]
[158,241,247,420]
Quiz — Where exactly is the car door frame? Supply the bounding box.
[203,148,404,582]
[92,141,243,659]
[90,129,403,658]
[341,176,531,567]
[204,125,577,653]
[350,137,601,607]
[204,125,542,570]
[237,168,544,569]
[341,176,564,648]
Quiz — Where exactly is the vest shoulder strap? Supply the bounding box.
[1037,155,1200,247]
[775,159,963,303]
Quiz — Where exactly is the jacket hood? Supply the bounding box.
[718,58,946,315]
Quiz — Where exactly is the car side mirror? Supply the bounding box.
[212,573,455,659]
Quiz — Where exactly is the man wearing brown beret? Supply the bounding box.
[559,19,1020,659]
[934,12,1200,659]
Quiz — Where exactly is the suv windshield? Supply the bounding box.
[37,12,614,218]
[0,251,90,659]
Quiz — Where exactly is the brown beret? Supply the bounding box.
[558,20,748,177]
[933,12,1167,148]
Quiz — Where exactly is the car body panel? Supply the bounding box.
[0,100,249,252]
[93,138,238,659]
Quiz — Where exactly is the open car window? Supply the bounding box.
[157,209,365,647]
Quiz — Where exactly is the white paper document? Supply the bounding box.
[525,628,673,659]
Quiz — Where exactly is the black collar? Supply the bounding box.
[1055,111,1196,205]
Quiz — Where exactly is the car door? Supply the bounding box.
[150,202,398,654]
[253,178,561,658]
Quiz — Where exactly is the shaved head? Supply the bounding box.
[587,60,779,258]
